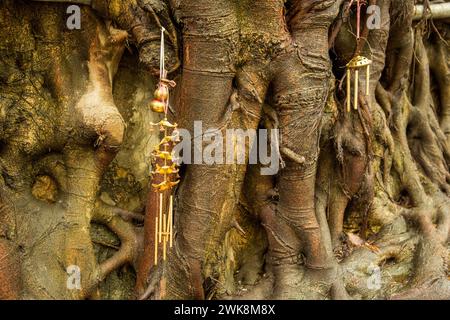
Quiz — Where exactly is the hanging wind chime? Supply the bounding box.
[149,27,180,266]
[346,0,372,112]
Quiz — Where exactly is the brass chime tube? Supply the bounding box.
[163,213,167,261]
[354,69,359,110]
[163,200,166,238]
[347,69,351,113]
[159,193,163,243]
[366,65,370,96]
[169,195,173,248]
[154,217,158,266]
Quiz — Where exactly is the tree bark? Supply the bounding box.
[0,0,449,300]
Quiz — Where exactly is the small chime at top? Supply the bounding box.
[149,27,180,266]
[346,0,372,112]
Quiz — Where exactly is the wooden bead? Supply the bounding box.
[150,100,165,113]
[154,86,169,101]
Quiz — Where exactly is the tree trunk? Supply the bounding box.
[0,0,449,300]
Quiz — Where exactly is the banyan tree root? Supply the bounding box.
[88,200,143,296]
[213,0,449,300]
[0,239,20,300]
[29,0,180,74]
[154,0,349,300]
[0,1,148,298]
[0,192,20,300]
[1,0,449,301]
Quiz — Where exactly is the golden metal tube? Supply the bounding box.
[347,69,351,113]
[354,69,359,110]
[169,195,173,248]
[159,193,163,243]
[366,65,370,96]
[154,217,158,266]
[163,231,167,261]
[163,202,167,236]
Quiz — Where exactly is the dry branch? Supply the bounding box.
[413,3,450,20]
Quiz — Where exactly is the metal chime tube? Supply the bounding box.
[354,69,359,110]
[159,193,163,243]
[347,69,351,112]
[154,217,158,265]
[366,64,370,96]
[169,195,173,248]
[163,211,167,261]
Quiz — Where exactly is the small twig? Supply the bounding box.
[231,218,246,236]
[280,147,305,165]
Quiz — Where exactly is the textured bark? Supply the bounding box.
[0,0,449,300]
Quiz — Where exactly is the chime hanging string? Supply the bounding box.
[346,0,362,41]
[160,27,164,81]
[356,0,361,42]
[160,27,170,117]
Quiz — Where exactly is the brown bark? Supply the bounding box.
[0,0,449,300]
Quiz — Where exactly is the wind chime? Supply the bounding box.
[346,0,372,112]
[149,27,180,266]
